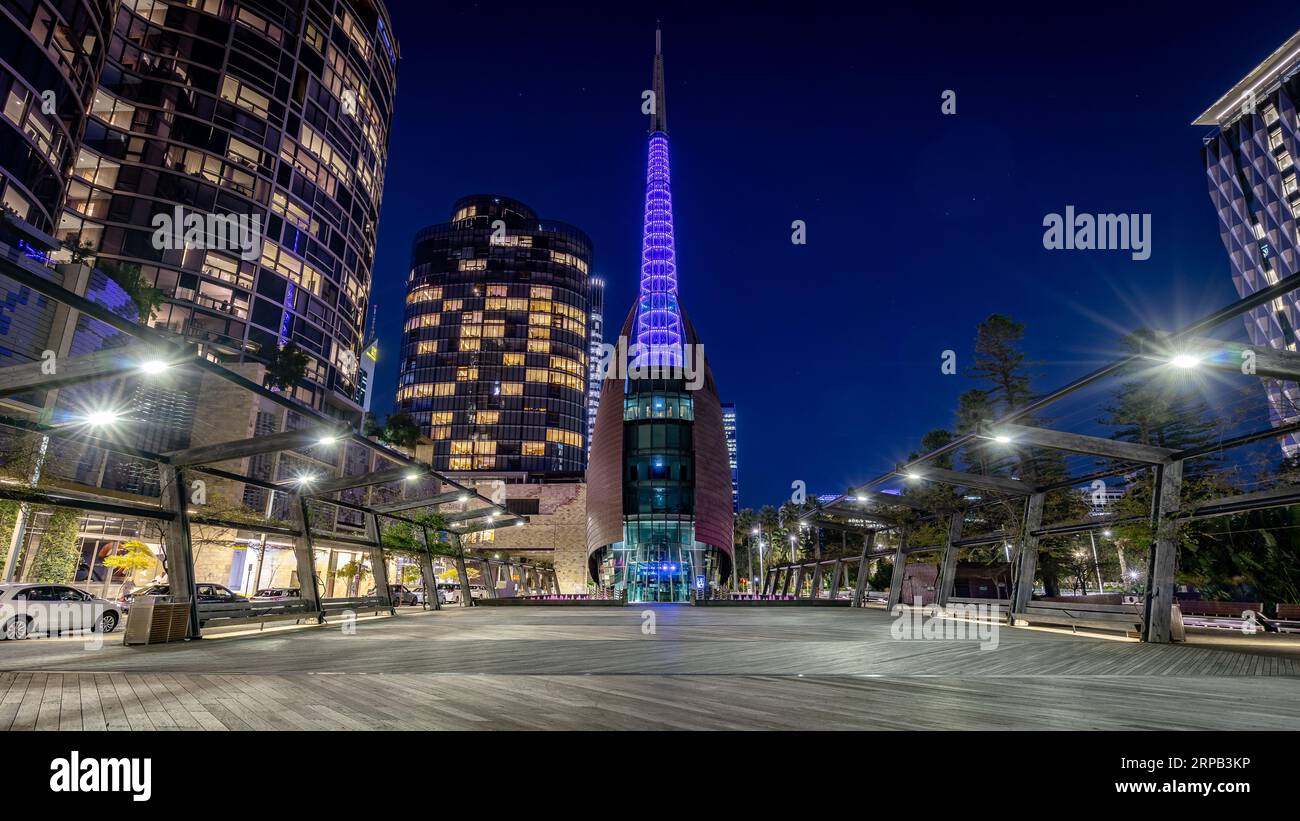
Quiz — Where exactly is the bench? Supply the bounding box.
[946,597,1010,620]
[1270,603,1300,633]
[196,600,321,630]
[1014,600,1144,634]
[1176,600,1263,632]
[1177,600,1262,617]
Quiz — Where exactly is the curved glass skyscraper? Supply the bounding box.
[398,195,593,473]
[586,28,733,602]
[58,0,400,420]
[0,0,115,235]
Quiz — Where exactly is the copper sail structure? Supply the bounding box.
[585,27,734,601]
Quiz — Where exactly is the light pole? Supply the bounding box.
[789,534,798,595]
[1088,530,1104,593]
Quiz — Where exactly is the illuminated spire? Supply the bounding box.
[635,24,683,367]
[651,22,667,134]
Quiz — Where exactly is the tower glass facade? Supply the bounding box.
[398,195,593,474]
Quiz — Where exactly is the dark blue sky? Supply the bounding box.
[369,0,1290,509]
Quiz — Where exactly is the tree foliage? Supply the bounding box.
[27,508,81,583]
[267,342,309,392]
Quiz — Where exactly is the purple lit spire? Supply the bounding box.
[635,24,683,367]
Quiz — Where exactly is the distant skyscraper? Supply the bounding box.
[398,195,593,474]
[586,27,734,602]
[587,275,604,453]
[721,403,738,512]
[1198,30,1300,455]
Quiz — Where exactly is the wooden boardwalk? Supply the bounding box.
[2,606,1298,730]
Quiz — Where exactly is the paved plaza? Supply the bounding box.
[2,606,1298,730]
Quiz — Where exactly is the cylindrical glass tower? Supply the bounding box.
[398,195,593,474]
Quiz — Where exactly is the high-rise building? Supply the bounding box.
[397,195,594,474]
[0,0,116,236]
[1198,30,1300,455]
[586,27,734,602]
[52,0,400,422]
[721,402,738,512]
[586,274,604,453]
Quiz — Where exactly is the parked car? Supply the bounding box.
[0,583,122,640]
[117,582,246,614]
[251,587,300,602]
[409,585,443,605]
[437,581,462,604]
[367,584,420,605]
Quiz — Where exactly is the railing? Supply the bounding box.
[196,599,319,630]
[320,595,390,616]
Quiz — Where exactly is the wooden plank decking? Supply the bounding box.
[2,606,1298,730]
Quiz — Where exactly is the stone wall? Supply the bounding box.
[463,481,588,594]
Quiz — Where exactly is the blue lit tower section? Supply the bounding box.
[635,28,683,369]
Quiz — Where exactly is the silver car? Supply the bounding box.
[0,583,122,640]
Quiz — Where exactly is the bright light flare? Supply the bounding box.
[82,410,121,427]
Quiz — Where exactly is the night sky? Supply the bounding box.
[368,0,1293,509]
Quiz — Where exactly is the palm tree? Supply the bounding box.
[734,508,756,590]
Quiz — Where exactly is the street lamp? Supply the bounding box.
[81,409,121,427]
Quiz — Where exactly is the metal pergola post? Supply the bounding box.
[851,530,877,607]
[934,511,966,609]
[886,527,911,610]
[418,524,441,611]
[160,465,201,638]
[1010,493,1046,617]
[450,534,473,608]
[289,493,324,622]
[365,512,395,613]
[1143,460,1184,643]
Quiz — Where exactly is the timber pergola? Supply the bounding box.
[0,246,527,639]
[794,261,1300,643]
